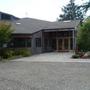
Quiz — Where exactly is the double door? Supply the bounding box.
[58,38,70,51]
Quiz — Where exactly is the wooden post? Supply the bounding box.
[62,39,64,50]
[68,38,71,50]
[56,39,59,51]
[72,30,75,50]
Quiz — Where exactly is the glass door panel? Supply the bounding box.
[58,39,63,50]
[64,38,69,50]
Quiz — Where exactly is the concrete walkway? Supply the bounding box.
[13,52,90,62]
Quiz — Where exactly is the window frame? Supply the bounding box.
[35,38,41,47]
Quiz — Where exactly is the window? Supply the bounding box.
[11,38,31,48]
[36,38,41,47]
[27,39,31,47]
[1,14,11,20]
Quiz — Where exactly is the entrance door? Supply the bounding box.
[58,38,70,51]
[58,39,63,50]
[64,38,69,50]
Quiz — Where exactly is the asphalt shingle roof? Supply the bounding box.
[12,18,80,34]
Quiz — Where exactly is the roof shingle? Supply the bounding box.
[12,18,80,34]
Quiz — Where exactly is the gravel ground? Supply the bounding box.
[0,61,90,90]
[0,52,90,90]
[13,52,90,62]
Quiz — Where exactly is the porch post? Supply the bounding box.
[62,39,64,50]
[68,38,71,50]
[56,39,59,51]
[72,30,75,50]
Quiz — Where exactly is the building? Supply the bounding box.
[0,11,19,21]
[9,18,80,54]
[0,12,80,54]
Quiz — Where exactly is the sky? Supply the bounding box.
[0,0,90,21]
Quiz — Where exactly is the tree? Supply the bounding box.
[81,0,90,12]
[58,0,84,21]
[77,17,90,51]
[0,21,13,48]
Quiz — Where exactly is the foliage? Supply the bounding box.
[58,0,84,21]
[81,0,90,13]
[1,49,14,59]
[72,54,80,58]
[77,18,90,51]
[14,48,32,57]
[0,21,13,48]
[0,48,32,60]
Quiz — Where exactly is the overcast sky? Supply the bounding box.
[0,0,89,21]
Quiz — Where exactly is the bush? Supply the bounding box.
[14,48,32,57]
[0,48,32,60]
[76,52,84,57]
[77,18,90,51]
[72,54,80,58]
[1,49,14,59]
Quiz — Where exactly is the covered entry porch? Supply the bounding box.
[42,29,76,52]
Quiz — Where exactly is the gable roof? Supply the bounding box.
[12,18,80,34]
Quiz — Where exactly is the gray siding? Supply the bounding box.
[31,31,43,54]
[0,13,1,20]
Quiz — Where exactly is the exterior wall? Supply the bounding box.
[10,29,76,54]
[31,31,43,54]
[0,13,1,20]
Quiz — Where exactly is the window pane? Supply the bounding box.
[36,38,41,47]
[27,39,31,47]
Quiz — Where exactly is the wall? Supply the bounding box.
[31,31,43,54]
[0,13,1,20]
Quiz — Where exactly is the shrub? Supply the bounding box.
[77,18,90,51]
[76,52,84,57]
[0,48,32,60]
[14,48,32,57]
[2,49,14,59]
[72,54,80,58]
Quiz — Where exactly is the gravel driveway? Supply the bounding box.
[0,52,90,90]
[13,52,90,62]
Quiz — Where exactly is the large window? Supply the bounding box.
[36,38,41,47]
[9,38,31,48]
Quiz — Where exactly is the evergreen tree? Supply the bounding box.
[81,0,90,12]
[58,0,84,21]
